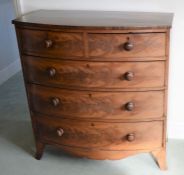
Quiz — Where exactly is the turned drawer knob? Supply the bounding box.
[51,97,60,107]
[124,42,134,51]
[124,71,134,81]
[47,67,56,77]
[57,128,64,137]
[45,40,53,48]
[127,133,135,142]
[125,102,134,111]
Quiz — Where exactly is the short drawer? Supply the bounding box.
[88,33,166,60]
[37,117,163,150]
[28,84,164,120]
[18,29,84,58]
[23,56,165,89]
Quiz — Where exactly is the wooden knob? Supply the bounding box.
[125,102,134,111]
[51,97,60,107]
[124,71,134,81]
[124,42,134,51]
[45,40,53,48]
[127,133,135,142]
[57,128,64,137]
[47,67,56,77]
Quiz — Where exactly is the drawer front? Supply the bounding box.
[23,56,165,89]
[19,29,84,58]
[28,85,164,120]
[88,33,166,59]
[37,117,163,150]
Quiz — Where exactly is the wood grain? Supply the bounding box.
[88,33,166,58]
[12,10,172,170]
[41,142,163,160]
[18,29,84,58]
[23,56,165,89]
[36,116,163,150]
[12,10,173,30]
[28,84,164,120]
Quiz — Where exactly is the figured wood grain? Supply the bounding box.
[36,116,163,150]
[18,29,84,58]
[88,33,166,58]
[23,56,165,89]
[28,84,164,120]
[12,10,172,170]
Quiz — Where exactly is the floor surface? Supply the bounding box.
[0,72,183,175]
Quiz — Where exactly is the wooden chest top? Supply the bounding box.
[12,10,173,30]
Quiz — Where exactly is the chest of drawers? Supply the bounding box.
[13,10,173,170]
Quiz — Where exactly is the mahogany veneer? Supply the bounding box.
[23,56,165,89]
[28,84,164,120]
[12,10,173,170]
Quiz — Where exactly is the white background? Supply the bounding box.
[18,0,184,139]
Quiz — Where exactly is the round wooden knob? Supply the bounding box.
[47,67,56,77]
[127,133,135,142]
[124,42,134,51]
[51,97,60,107]
[124,71,134,81]
[45,40,53,48]
[57,128,64,137]
[125,102,134,111]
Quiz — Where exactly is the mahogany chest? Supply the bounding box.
[12,10,173,170]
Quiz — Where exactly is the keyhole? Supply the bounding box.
[86,64,90,68]
[91,123,95,127]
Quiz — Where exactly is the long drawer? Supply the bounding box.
[36,116,163,150]
[28,84,164,120]
[23,56,165,89]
